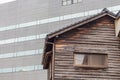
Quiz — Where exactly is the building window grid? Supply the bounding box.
[0,49,43,59]
[0,5,119,32]
[0,33,47,45]
[0,0,16,5]
[73,0,82,4]
[0,65,43,74]
[62,0,71,6]
[62,0,82,6]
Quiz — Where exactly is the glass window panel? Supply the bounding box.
[97,9,102,13]
[5,39,15,44]
[0,69,2,73]
[16,51,25,57]
[26,35,36,41]
[0,4,119,32]
[0,65,42,73]
[0,33,48,45]
[17,37,26,42]
[0,0,16,4]
[0,49,42,59]
[48,17,59,23]
[22,66,34,71]
[39,34,47,39]
[62,1,67,6]
[34,65,38,70]
[24,50,36,56]
[2,68,12,73]
[12,68,16,72]
[38,65,43,70]
[108,5,120,11]
[16,67,23,72]
[38,49,43,54]
[90,55,106,66]
[35,65,43,70]
[62,0,72,6]
[17,50,35,57]
[71,12,84,18]
[89,10,99,15]
[0,53,14,58]
[78,0,82,2]
[67,0,72,5]
[74,53,107,67]
[64,14,72,20]
[73,0,78,3]
[19,21,37,28]
[0,40,5,45]
[40,19,49,24]
[5,25,16,30]
[59,16,64,20]
[36,35,39,39]
[84,11,89,16]
[75,54,87,65]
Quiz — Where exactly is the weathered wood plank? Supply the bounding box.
[50,16,120,80]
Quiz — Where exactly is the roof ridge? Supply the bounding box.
[102,8,110,13]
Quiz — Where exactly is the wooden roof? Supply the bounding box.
[42,8,117,69]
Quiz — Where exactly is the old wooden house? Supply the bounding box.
[42,8,120,80]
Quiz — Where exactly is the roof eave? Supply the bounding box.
[47,12,116,39]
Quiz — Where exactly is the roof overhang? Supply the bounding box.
[42,8,117,69]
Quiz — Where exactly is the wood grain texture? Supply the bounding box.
[52,16,120,80]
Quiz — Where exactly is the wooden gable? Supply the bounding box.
[42,8,117,69]
[54,16,120,79]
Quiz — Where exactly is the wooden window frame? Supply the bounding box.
[73,52,108,69]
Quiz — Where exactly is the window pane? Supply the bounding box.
[0,0,16,4]
[90,55,106,66]
[74,53,107,67]
[78,0,82,2]
[67,0,72,5]
[62,0,72,6]
[63,1,67,6]
[73,0,78,3]
[75,54,88,65]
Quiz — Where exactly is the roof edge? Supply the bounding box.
[42,8,117,69]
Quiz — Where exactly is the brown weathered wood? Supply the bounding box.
[52,16,120,80]
[43,10,120,80]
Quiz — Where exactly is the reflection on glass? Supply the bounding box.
[0,49,43,59]
[74,54,106,66]
[0,5,119,32]
[0,65,43,74]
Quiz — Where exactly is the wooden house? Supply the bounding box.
[42,8,120,80]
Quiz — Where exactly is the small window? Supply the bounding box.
[62,0,72,6]
[73,0,82,3]
[62,0,82,6]
[74,53,108,68]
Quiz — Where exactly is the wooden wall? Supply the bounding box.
[53,16,120,80]
[115,18,120,36]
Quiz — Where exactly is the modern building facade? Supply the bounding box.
[0,0,120,80]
